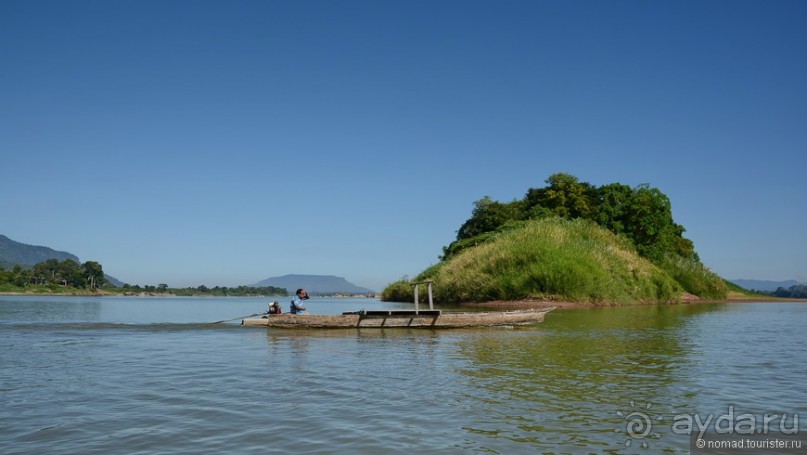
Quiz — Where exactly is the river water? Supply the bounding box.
[1,296,805,454]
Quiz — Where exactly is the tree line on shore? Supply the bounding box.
[443,172,695,263]
[755,285,807,299]
[120,283,287,296]
[0,258,105,289]
[0,259,287,296]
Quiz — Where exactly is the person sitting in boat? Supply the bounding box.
[290,289,309,314]
[268,301,282,314]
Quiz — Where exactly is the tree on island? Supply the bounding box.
[445,172,695,263]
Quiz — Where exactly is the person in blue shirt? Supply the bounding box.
[290,289,310,314]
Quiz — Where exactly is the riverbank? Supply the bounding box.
[453,291,800,310]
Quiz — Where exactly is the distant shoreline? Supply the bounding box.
[0,290,377,298]
[1,290,801,305]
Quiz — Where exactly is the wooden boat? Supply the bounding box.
[241,307,554,329]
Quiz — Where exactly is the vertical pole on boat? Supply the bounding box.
[428,282,433,311]
[414,283,419,313]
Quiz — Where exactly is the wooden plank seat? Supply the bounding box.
[341,310,441,327]
[342,310,441,318]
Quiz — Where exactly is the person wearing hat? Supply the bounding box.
[268,301,282,314]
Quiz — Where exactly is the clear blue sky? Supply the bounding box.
[2,0,805,291]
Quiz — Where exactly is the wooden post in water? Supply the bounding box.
[414,284,419,313]
[412,281,434,313]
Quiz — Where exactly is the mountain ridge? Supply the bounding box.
[253,274,374,294]
[0,234,80,269]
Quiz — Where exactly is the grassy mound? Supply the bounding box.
[382,218,727,305]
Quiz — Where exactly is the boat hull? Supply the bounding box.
[241,308,553,329]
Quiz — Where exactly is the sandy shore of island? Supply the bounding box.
[453,291,796,310]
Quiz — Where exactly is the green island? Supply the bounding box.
[382,173,790,307]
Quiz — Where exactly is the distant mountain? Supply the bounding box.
[730,279,802,292]
[104,275,124,287]
[0,234,79,268]
[0,234,123,287]
[253,274,374,294]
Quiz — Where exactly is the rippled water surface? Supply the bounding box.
[1,296,805,454]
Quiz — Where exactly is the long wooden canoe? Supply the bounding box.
[241,307,554,329]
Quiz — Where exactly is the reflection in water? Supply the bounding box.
[453,304,728,451]
[263,328,444,378]
[258,328,458,452]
